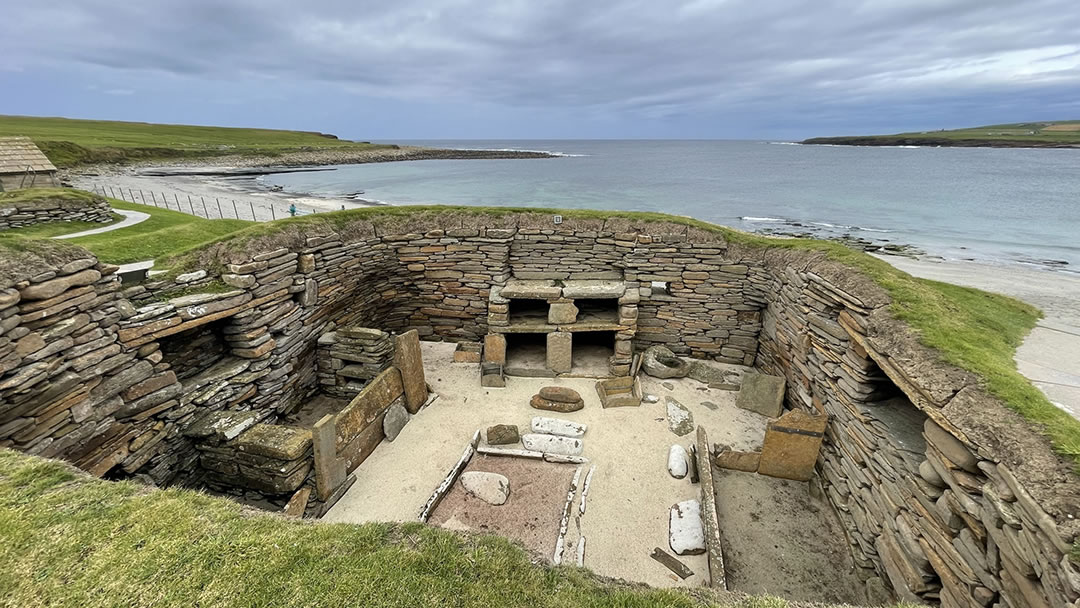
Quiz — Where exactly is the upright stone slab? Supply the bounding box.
[336,367,403,450]
[483,333,506,365]
[548,301,579,324]
[757,408,828,481]
[313,414,345,501]
[393,330,427,414]
[735,372,786,418]
[547,331,572,373]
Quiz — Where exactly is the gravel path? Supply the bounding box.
[52,209,150,239]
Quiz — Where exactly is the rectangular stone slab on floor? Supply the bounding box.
[757,409,827,481]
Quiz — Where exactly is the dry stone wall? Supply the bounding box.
[753,248,1080,608]
[0,210,1076,608]
[0,194,112,230]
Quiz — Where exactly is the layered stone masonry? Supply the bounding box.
[0,212,1076,608]
[316,327,394,399]
[0,195,113,230]
[755,251,1079,608]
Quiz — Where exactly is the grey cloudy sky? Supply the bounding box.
[3,0,1080,139]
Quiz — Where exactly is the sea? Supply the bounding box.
[257,140,1080,272]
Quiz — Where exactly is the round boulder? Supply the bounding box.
[642,346,690,379]
[460,471,510,505]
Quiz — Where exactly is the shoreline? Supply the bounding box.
[799,136,1080,149]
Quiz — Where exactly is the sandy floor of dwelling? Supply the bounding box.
[713,470,867,604]
[325,341,772,588]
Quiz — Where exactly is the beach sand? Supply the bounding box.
[877,255,1080,421]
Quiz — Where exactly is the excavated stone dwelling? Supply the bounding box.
[1,209,1077,607]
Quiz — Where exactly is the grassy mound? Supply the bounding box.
[0,448,828,608]
[0,193,253,264]
[0,115,391,168]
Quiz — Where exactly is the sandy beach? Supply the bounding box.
[876,255,1080,421]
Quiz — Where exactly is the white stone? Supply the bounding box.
[668,444,688,479]
[530,416,587,438]
[643,394,659,404]
[669,499,706,555]
[460,471,510,505]
[521,433,584,456]
[176,270,207,283]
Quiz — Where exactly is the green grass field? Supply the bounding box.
[0,189,252,263]
[1,448,825,608]
[0,115,392,167]
[803,120,1080,146]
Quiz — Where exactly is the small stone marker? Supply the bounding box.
[734,372,786,418]
[714,448,761,473]
[666,397,694,436]
[643,394,659,403]
[669,499,706,555]
[486,424,520,445]
[382,400,410,441]
[521,433,584,456]
[531,416,587,438]
[668,444,688,479]
[460,471,510,505]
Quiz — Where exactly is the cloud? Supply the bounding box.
[3,0,1080,136]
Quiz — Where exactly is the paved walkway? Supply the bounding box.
[53,209,150,240]
[877,255,1080,421]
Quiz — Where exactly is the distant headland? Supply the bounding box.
[801,120,1080,148]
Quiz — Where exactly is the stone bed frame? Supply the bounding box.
[0,210,1077,608]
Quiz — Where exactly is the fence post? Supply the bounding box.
[139,189,146,204]
[232,199,238,219]
[249,201,256,220]
[216,198,223,218]
[270,205,276,221]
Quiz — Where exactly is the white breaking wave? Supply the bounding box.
[741,216,786,222]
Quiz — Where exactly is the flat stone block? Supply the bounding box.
[483,334,506,365]
[714,448,760,473]
[735,372,786,418]
[669,499,706,555]
[548,301,579,324]
[521,433,583,456]
[757,409,827,481]
[561,280,626,299]
[500,279,561,299]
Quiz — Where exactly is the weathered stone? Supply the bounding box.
[757,409,827,481]
[919,459,946,488]
[283,487,311,518]
[530,394,584,413]
[548,302,578,324]
[392,330,427,414]
[19,269,100,300]
[221,273,256,288]
[539,386,582,403]
[499,280,560,299]
[669,499,706,555]
[666,397,694,436]
[734,372,785,418]
[235,424,311,460]
[483,334,506,365]
[175,270,207,283]
[185,410,261,442]
[561,280,625,299]
[336,367,403,451]
[382,400,410,441]
[714,448,760,472]
[486,424,519,445]
[923,419,979,473]
[668,444,688,478]
[460,471,510,505]
[297,253,315,273]
[452,342,482,363]
[531,416,587,438]
[547,332,571,373]
[120,371,178,402]
[642,346,690,379]
[521,433,583,456]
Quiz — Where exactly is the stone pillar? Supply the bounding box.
[312,414,344,501]
[547,331,572,373]
[392,329,427,414]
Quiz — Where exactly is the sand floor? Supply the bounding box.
[713,470,866,604]
[878,256,1080,421]
[324,341,769,588]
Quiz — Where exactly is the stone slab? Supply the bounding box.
[520,433,583,456]
[393,330,427,413]
[547,332,571,373]
[382,399,411,442]
[530,394,583,412]
[669,499,706,555]
[530,416,587,438]
[483,333,506,365]
[560,280,626,299]
[336,367,403,451]
[460,471,510,505]
[735,372,786,418]
[757,409,827,482]
[485,424,520,445]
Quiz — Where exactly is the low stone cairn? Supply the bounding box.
[529,386,584,413]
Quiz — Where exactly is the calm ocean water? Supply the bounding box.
[260,140,1080,271]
